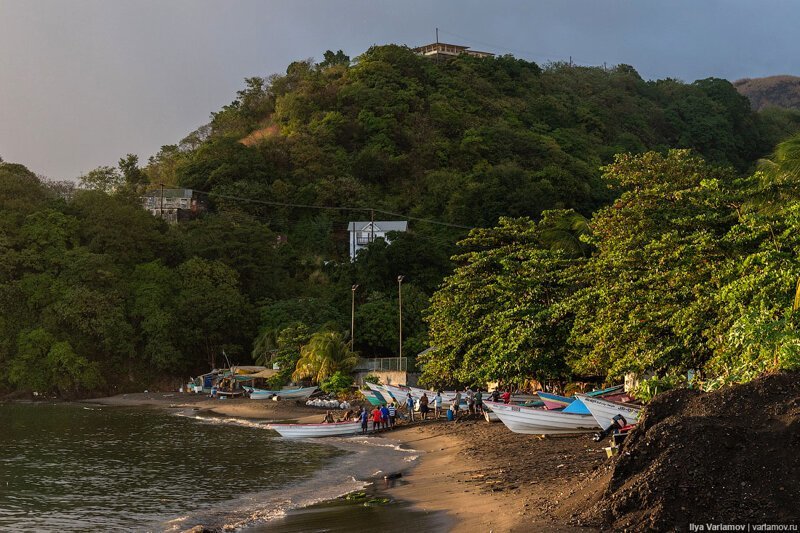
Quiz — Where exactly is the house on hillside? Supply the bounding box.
[413,42,494,60]
[347,220,408,260]
[141,188,207,223]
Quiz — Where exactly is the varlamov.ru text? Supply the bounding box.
[689,525,798,532]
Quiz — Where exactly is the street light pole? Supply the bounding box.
[351,284,358,350]
[397,275,404,371]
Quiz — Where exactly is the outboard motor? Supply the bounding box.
[593,414,628,442]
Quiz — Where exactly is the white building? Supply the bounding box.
[347,220,408,260]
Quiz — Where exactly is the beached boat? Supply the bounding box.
[243,386,317,400]
[364,382,396,404]
[576,394,642,429]
[484,401,599,435]
[267,420,363,438]
[536,392,574,410]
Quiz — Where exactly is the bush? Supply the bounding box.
[320,371,354,396]
[634,373,687,403]
[363,374,381,385]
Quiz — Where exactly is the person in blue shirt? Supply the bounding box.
[359,407,369,434]
[387,402,397,427]
[405,392,415,422]
[380,404,390,429]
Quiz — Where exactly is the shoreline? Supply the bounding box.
[82,392,607,531]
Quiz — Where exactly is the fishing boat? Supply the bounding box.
[576,394,643,429]
[536,392,574,410]
[484,401,599,435]
[364,382,396,404]
[243,385,317,400]
[268,420,363,438]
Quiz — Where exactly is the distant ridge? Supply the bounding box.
[734,75,800,110]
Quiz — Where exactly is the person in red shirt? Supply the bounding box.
[501,390,512,404]
[371,407,383,431]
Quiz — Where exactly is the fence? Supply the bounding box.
[355,357,412,372]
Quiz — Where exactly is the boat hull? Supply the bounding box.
[576,394,642,429]
[245,386,317,400]
[484,401,598,435]
[268,421,363,438]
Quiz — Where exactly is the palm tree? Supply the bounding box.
[292,331,359,384]
[537,209,591,258]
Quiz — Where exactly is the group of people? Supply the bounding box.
[320,386,511,432]
[358,403,398,433]
[402,387,488,421]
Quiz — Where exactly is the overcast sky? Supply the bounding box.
[1,0,798,181]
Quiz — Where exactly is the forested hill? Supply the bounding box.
[3,45,800,397]
[151,45,797,230]
[734,75,800,111]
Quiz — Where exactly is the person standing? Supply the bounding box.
[360,407,369,434]
[371,406,383,431]
[434,391,443,419]
[380,403,390,429]
[475,388,484,414]
[452,390,462,420]
[419,393,429,420]
[466,387,475,415]
[388,402,397,427]
[405,392,415,422]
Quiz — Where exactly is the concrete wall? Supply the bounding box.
[354,370,419,387]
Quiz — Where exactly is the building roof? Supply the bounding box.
[143,188,194,198]
[347,221,409,232]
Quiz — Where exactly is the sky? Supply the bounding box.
[1,0,799,181]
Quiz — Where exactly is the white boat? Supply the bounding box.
[484,401,599,435]
[575,394,642,429]
[267,420,363,438]
[365,382,395,404]
[244,386,317,400]
[382,384,411,403]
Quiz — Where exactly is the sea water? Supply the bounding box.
[0,403,445,532]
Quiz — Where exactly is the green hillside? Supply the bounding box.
[3,45,800,396]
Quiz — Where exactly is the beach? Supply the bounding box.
[381,419,607,532]
[84,392,609,531]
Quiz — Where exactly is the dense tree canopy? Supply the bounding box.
[6,45,800,395]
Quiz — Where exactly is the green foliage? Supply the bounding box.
[79,166,124,194]
[320,370,353,396]
[363,373,380,385]
[633,374,687,403]
[292,330,358,383]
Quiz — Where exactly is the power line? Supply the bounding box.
[191,188,475,230]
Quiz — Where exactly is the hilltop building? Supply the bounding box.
[413,42,494,60]
[347,220,408,260]
[141,188,206,223]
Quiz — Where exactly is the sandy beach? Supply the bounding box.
[84,391,326,423]
[380,418,606,532]
[84,392,609,531]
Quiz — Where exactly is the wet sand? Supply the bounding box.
[84,391,324,423]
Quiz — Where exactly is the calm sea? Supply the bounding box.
[0,403,446,532]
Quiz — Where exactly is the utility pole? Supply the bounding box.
[397,275,404,371]
[351,284,359,350]
[370,209,375,245]
[436,27,439,45]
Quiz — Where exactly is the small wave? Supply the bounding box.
[169,416,422,532]
[174,412,271,430]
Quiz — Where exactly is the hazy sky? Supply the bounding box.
[1,0,798,181]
